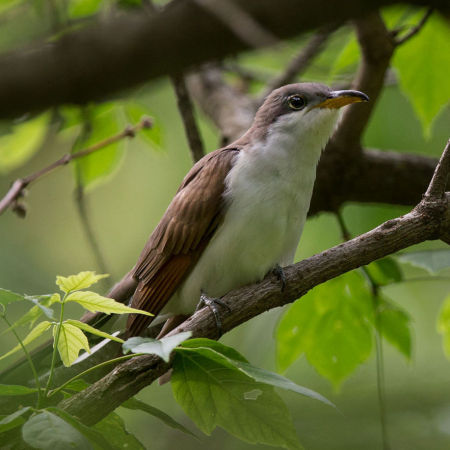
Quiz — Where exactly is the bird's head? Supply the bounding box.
[251,82,368,150]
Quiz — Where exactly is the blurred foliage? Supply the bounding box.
[397,249,450,274]
[276,272,375,388]
[393,13,450,134]
[0,1,449,449]
[0,113,49,174]
[72,104,127,190]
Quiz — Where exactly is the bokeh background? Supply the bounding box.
[0,4,449,449]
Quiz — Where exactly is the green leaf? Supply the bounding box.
[172,346,302,449]
[125,102,163,151]
[180,339,333,407]
[0,407,30,434]
[396,249,450,274]
[437,294,450,358]
[54,322,90,367]
[276,272,374,388]
[61,379,90,392]
[74,104,126,190]
[1,294,59,336]
[0,288,24,306]
[180,338,248,362]
[56,271,109,293]
[68,0,103,18]
[122,331,192,362]
[46,407,112,449]
[329,36,360,79]
[378,297,412,359]
[0,0,23,15]
[122,397,197,438]
[366,257,403,286]
[66,290,153,316]
[22,411,93,450]
[65,319,124,343]
[394,14,450,134]
[0,320,52,361]
[93,412,145,450]
[26,296,56,320]
[0,113,49,174]
[0,384,37,396]
[231,361,334,407]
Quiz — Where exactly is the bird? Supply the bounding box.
[121,82,369,338]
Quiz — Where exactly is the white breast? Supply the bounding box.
[164,109,338,316]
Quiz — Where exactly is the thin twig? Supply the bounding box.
[0,117,153,216]
[171,74,206,163]
[394,8,433,46]
[425,139,450,199]
[72,115,111,289]
[261,25,336,100]
[336,210,390,450]
[74,185,112,289]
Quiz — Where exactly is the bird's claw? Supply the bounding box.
[196,292,231,337]
[272,264,287,292]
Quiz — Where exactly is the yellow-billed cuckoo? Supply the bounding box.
[119,83,368,337]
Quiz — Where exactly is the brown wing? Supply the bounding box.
[126,147,240,336]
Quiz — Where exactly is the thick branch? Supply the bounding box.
[59,192,449,425]
[329,12,395,152]
[310,148,439,214]
[0,0,446,119]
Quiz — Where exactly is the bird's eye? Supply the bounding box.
[287,95,306,110]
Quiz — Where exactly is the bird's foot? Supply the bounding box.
[272,264,287,292]
[196,292,231,337]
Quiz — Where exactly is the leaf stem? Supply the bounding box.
[335,211,390,450]
[1,315,43,408]
[48,353,144,398]
[44,294,66,396]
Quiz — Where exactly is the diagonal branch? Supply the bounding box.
[59,187,449,425]
[58,138,450,425]
[0,117,153,216]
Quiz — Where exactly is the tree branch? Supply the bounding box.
[0,0,447,119]
[329,12,395,152]
[188,66,256,145]
[171,74,206,163]
[425,139,450,199]
[310,147,440,214]
[0,117,153,216]
[56,134,450,423]
[59,187,450,424]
